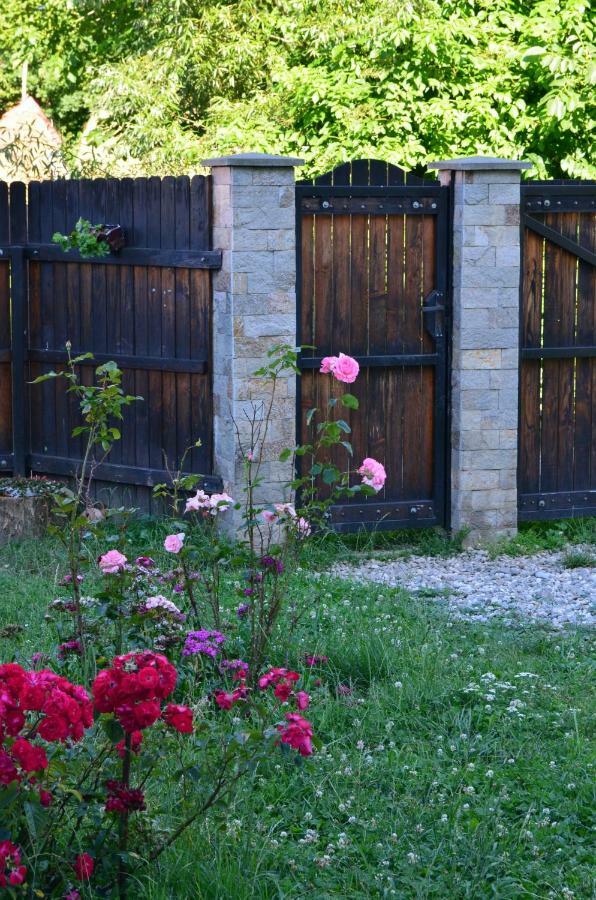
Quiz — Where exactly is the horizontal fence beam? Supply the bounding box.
[27,349,208,374]
[28,454,223,492]
[300,196,441,215]
[330,500,438,532]
[523,215,596,267]
[299,353,440,369]
[0,245,222,270]
[522,182,596,215]
[518,490,596,521]
[521,346,596,360]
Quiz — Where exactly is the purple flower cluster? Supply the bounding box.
[182,629,226,658]
[261,556,284,574]
[219,659,249,675]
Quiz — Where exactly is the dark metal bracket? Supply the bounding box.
[422,290,445,340]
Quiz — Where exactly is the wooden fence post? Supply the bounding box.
[429,156,531,544]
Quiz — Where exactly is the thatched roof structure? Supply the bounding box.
[0,94,67,182]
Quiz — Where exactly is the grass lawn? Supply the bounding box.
[1,523,594,899]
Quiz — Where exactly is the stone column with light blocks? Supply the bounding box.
[429,156,531,544]
[203,152,304,533]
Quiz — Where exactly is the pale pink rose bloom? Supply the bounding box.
[358,457,387,492]
[164,533,185,554]
[296,517,311,537]
[98,549,127,574]
[320,356,338,375]
[144,595,183,617]
[261,509,278,524]
[209,492,234,515]
[274,502,296,518]
[247,450,254,461]
[332,352,359,384]
[185,489,211,513]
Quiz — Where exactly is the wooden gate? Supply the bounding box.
[519,181,596,520]
[296,160,450,530]
[0,176,221,510]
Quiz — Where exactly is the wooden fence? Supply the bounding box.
[519,180,596,520]
[0,176,221,510]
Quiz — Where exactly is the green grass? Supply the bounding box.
[562,550,595,570]
[1,531,595,898]
[486,518,596,560]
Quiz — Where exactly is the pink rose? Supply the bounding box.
[98,550,127,574]
[274,502,296,518]
[164,533,185,554]
[261,509,278,524]
[296,517,311,538]
[185,490,211,513]
[358,457,387,492]
[209,493,234,515]
[332,353,359,384]
[320,356,337,374]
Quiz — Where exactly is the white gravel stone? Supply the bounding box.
[331,548,595,629]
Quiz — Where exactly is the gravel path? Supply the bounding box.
[332,548,596,628]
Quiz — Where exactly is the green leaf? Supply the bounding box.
[306,407,317,426]
[341,393,359,409]
[101,717,125,743]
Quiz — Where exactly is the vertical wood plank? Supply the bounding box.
[519,228,543,494]
[402,215,425,497]
[349,214,368,355]
[574,211,595,491]
[540,213,562,493]
[160,176,177,469]
[313,215,333,355]
[556,214,578,494]
[386,215,405,354]
[300,214,315,355]
[190,175,209,250]
[331,214,351,353]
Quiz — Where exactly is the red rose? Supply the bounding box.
[163,704,193,734]
[37,715,69,743]
[8,865,27,886]
[4,710,25,736]
[39,789,53,807]
[73,852,94,881]
[11,738,48,772]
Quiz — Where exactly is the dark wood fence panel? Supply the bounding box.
[297,160,450,531]
[0,176,220,511]
[519,182,596,520]
[0,181,10,470]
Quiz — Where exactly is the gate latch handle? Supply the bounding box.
[422,290,445,340]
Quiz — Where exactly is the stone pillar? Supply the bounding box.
[428,156,531,544]
[203,152,304,532]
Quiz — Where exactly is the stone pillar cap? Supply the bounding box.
[202,152,305,168]
[428,155,532,171]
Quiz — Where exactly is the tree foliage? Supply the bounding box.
[0,0,593,178]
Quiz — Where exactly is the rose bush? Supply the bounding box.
[10,342,387,896]
[0,650,316,897]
